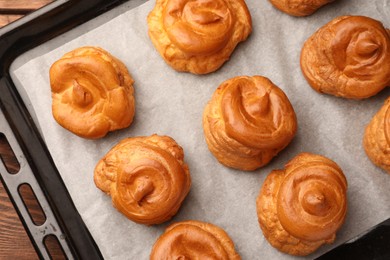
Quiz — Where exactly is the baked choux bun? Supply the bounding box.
[257,153,348,256]
[147,0,252,74]
[49,46,135,139]
[301,16,390,99]
[150,220,240,260]
[203,76,297,171]
[364,98,390,173]
[94,135,191,225]
[269,0,335,17]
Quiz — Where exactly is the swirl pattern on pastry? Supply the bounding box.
[269,0,335,17]
[94,135,191,225]
[203,76,297,171]
[364,98,390,173]
[150,220,240,260]
[147,0,252,74]
[256,153,347,256]
[301,16,390,99]
[49,46,135,139]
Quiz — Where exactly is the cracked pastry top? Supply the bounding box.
[203,75,297,171]
[364,97,390,173]
[49,46,135,139]
[150,220,240,259]
[301,16,390,99]
[147,0,252,74]
[94,134,191,225]
[269,0,335,16]
[257,153,347,256]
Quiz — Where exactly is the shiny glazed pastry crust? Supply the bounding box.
[364,98,390,173]
[147,0,252,74]
[94,135,191,225]
[49,46,135,139]
[203,76,297,171]
[256,153,347,256]
[301,16,390,99]
[269,0,335,16]
[150,220,240,260]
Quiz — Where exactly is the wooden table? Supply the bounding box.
[0,0,54,27]
[0,1,65,259]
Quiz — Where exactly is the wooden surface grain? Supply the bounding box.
[0,0,53,13]
[0,0,53,28]
[0,15,22,27]
[0,2,64,259]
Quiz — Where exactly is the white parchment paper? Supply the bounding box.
[11,0,390,259]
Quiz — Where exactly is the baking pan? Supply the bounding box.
[0,0,389,259]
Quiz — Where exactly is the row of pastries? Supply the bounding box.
[48,0,390,258]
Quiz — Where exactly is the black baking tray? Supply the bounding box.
[0,0,389,259]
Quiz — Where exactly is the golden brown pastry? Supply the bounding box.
[150,220,240,259]
[269,0,335,16]
[301,16,390,99]
[49,46,135,139]
[364,98,390,173]
[94,135,191,225]
[257,153,348,256]
[203,76,297,171]
[147,0,252,74]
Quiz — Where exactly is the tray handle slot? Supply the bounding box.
[18,183,46,226]
[0,132,20,174]
[44,234,67,260]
